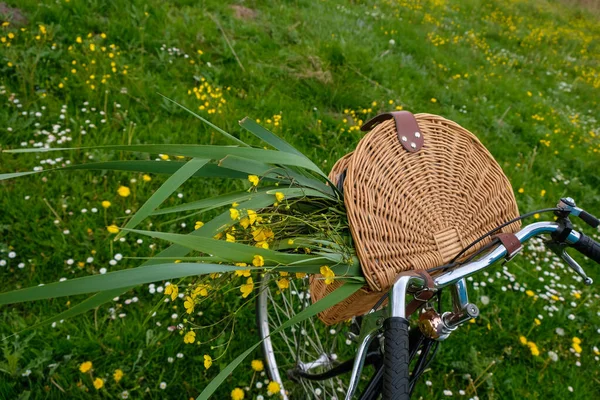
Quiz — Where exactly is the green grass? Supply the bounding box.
[1,0,600,398]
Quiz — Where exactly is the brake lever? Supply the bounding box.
[546,241,593,285]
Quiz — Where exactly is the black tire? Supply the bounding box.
[382,317,410,400]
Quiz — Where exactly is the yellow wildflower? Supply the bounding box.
[252,255,265,267]
[534,213,540,219]
[235,269,251,277]
[76,36,82,43]
[267,381,281,395]
[203,354,212,369]
[184,296,195,314]
[251,359,264,372]
[230,208,240,220]
[240,217,251,229]
[247,210,257,224]
[287,239,294,245]
[320,266,335,284]
[89,43,95,51]
[248,175,260,186]
[541,189,546,197]
[572,337,581,345]
[519,336,528,345]
[192,284,210,298]
[101,200,111,209]
[159,154,169,160]
[183,330,196,344]
[296,272,307,279]
[39,25,46,35]
[526,290,534,297]
[117,186,131,197]
[195,221,204,230]
[534,318,541,326]
[226,233,236,243]
[231,388,245,400]
[430,98,437,103]
[232,202,239,207]
[79,361,93,373]
[164,284,178,301]
[93,378,104,390]
[107,225,119,234]
[113,369,123,382]
[528,342,540,357]
[518,187,524,194]
[277,278,290,290]
[252,227,274,242]
[240,278,254,298]
[275,192,285,202]
[142,174,152,182]
[256,241,269,249]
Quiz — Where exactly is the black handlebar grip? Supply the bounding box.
[572,233,600,265]
[382,317,410,400]
[579,210,600,228]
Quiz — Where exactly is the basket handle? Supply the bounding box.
[360,111,424,153]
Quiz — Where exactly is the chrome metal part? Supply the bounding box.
[443,303,479,329]
[547,242,593,285]
[450,279,469,313]
[390,275,426,318]
[344,325,381,400]
[434,222,578,288]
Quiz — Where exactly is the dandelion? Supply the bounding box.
[79,361,93,373]
[164,284,178,301]
[430,98,437,103]
[195,221,204,230]
[518,188,524,193]
[526,290,535,297]
[573,343,582,354]
[251,360,264,372]
[267,381,281,395]
[240,278,254,298]
[93,378,104,389]
[142,174,152,182]
[248,175,260,186]
[76,36,82,43]
[320,266,335,284]
[117,186,131,197]
[101,200,111,209]
[541,189,546,197]
[252,255,265,267]
[527,342,540,356]
[230,208,240,220]
[184,296,195,314]
[113,369,124,382]
[159,382,167,389]
[548,351,559,362]
[159,154,169,160]
[183,331,196,344]
[231,388,245,400]
[107,225,119,234]
[89,43,95,51]
[204,354,213,369]
[534,318,541,326]
[519,336,528,345]
[275,192,285,202]
[573,337,581,345]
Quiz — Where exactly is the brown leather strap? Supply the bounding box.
[360,111,424,153]
[394,270,436,317]
[493,233,522,259]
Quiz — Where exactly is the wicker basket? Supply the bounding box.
[311,112,520,325]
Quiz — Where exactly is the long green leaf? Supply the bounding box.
[124,229,312,265]
[116,158,209,239]
[158,94,249,147]
[0,263,241,305]
[4,145,325,176]
[197,281,363,399]
[0,171,41,181]
[67,160,248,179]
[152,187,274,216]
[10,288,129,337]
[239,116,319,165]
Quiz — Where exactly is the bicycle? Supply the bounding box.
[256,197,600,399]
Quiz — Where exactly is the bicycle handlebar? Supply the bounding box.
[434,222,591,288]
[572,232,600,264]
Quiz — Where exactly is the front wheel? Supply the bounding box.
[382,317,411,400]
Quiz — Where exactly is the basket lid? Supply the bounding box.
[341,112,520,291]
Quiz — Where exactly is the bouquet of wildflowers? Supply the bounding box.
[0,100,365,398]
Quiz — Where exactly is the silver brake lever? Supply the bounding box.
[547,242,593,285]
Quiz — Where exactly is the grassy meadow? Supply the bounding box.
[1,0,600,398]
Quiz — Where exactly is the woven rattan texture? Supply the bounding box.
[311,153,385,324]
[344,113,521,292]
